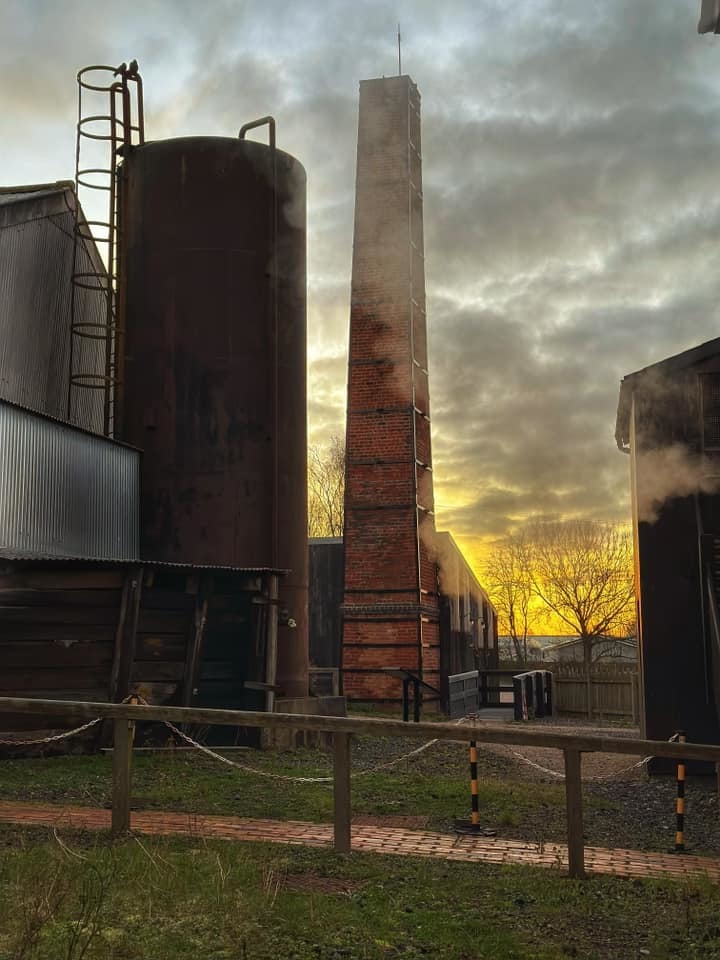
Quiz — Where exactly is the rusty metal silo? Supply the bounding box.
[119,128,308,698]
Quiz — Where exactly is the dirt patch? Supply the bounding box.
[352,814,429,829]
[284,873,366,896]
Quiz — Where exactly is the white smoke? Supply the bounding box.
[637,443,719,523]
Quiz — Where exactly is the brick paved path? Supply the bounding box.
[0,800,717,882]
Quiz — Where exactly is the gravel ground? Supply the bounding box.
[348,719,720,858]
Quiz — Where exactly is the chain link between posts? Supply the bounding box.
[0,717,102,747]
[0,694,457,781]
[506,733,680,782]
[0,694,139,748]
[159,714,468,784]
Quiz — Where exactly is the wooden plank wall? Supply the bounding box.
[0,563,270,745]
[0,566,125,731]
[131,571,196,706]
[308,541,343,669]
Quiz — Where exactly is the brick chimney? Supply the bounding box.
[341,75,440,703]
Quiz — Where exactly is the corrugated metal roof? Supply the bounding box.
[0,181,74,194]
[0,549,287,575]
[0,182,74,210]
[0,190,65,209]
[0,396,139,452]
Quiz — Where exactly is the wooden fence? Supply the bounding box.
[553,664,639,722]
[0,697,718,879]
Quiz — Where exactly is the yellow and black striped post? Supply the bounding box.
[470,740,480,830]
[675,731,686,853]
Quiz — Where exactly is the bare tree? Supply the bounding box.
[523,518,635,715]
[483,533,533,664]
[307,435,345,538]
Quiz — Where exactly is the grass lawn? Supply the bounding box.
[0,742,581,837]
[0,825,719,959]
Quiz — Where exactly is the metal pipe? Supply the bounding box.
[238,119,279,569]
[265,574,279,714]
[238,116,276,148]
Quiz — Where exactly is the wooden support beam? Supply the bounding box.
[182,585,209,707]
[109,567,143,703]
[111,715,134,835]
[564,748,585,879]
[333,732,352,853]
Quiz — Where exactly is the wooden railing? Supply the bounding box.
[1,697,719,879]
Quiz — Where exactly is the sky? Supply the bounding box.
[3,0,720,570]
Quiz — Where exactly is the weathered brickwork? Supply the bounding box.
[342,75,440,702]
[344,620,420,645]
[346,410,413,460]
[346,462,416,504]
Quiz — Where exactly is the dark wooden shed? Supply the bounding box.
[616,337,720,756]
[0,553,283,747]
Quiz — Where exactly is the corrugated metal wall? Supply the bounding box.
[0,187,106,433]
[0,401,139,559]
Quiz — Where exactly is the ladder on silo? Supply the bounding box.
[67,61,144,437]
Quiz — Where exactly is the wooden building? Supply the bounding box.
[616,337,720,752]
[0,554,282,746]
[0,177,306,746]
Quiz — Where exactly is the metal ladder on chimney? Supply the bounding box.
[67,61,144,437]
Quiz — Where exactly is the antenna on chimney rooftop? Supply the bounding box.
[398,23,402,75]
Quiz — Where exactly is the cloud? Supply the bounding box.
[2,0,719,569]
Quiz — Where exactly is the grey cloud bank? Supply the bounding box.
[1,0,719,550]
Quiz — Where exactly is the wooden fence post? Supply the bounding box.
[564,748,585,879]
[112,716,135,836]
[333,732,352,853]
